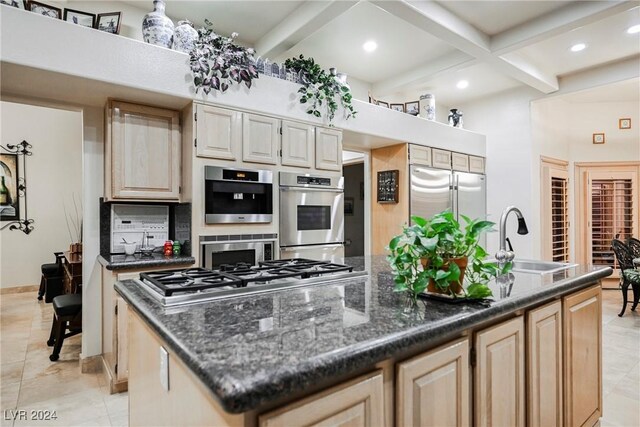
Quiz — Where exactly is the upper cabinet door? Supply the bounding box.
[469,156,485,174]
[451,152,470,172]
[409,145,432,166]
[109,101,180,200]
[315,127,342,171]
[195,104,241,160]
[475,316,525,427]
[281,121,314,168]
[397,337,470,427]
[242,113,280,165]
[432,149,452,170]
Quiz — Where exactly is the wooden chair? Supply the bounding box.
[612,239,638,317]
[38,252,65,302]
[47,292,82,361]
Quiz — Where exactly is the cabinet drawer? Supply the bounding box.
[431,149,452,170]
[469,156,485,174]
[259,370,384,427]
[409,145,432,166]
[451,153,469,172]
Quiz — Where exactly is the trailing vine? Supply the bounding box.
[189,19,258,94]
[284,55,357,123]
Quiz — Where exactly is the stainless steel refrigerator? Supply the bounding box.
[409,165,487,246]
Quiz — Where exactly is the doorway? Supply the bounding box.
[343,151,365,257]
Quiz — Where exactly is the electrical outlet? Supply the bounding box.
[159,346,169,391]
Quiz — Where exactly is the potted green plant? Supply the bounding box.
[387,211,509,302]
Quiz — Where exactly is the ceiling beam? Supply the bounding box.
[372,51,475,96]
[254,1,357,59]
[372,0,559,93]
[491,1,638,55]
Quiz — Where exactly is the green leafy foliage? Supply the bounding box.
[386,211,510,301]
[284,55,357,123]
[190,20,259,95]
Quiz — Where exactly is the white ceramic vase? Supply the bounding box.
[142,0,174,48]
[172,20,198,53]
[419,94,436,121]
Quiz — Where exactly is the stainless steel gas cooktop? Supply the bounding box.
[136,259,366,307]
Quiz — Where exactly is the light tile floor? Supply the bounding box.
[0,288,638,427]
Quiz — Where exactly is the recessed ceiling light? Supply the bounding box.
[627,24,640,34]
[456,80,469,89]
[570,43,587,52]
[362,40,377,52]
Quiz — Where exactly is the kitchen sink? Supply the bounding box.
[510,259,577,275]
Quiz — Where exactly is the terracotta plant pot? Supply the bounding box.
[421,256,468,295]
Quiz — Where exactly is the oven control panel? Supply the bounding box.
[296,176,332,186]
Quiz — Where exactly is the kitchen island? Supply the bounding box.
[116,256,611,427]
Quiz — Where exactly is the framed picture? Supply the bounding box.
[96,11,122,34]
[619,118,631,129]
[344,197,354,216]
[0,153,20,221]
[390,103,404,113]
[64,8,96,28]
[405,101,419,116]
[27,1,61,18]
[377,101,389,108]
[1,0,27,10]
[592,133,605,144]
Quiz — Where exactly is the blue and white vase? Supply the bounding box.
[419,94,436,121]
[172,20,198,53]
[142,0,174,48]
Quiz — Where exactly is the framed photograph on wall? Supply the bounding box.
[27,0,62,19]
[0,153,20,221]
[377,101,389,108]
[592,133,605,144]
[63,8,96,28]
[405,101,419,116]
[390,103,404,113]
[619,118,631,129]
[96,11,122,34]
[1,0,27,10]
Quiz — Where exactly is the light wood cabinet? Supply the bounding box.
[451,152,470,172]
[281,120,315,168]
[563,285,602,427]
[409,145,432,166]
[106,101,181,200]
[475,316,525,427]
[259,370,384,427]
[315,127,342,171]
[469,156,485,174]
[431,149,452,170]
[242,113,280,165]
[396,337,470,427]
[195,104,241,160]
[527,300,563,427]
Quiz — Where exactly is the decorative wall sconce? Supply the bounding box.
[1,140,34,234]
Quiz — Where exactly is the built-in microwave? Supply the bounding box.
[204,166,273,224]
[200,236,276,269]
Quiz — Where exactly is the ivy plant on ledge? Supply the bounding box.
[189,20,258,95]
[284,55,357,123]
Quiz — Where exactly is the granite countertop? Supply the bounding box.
[115,255,612,413]
[99,253,195,271]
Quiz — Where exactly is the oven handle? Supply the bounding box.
[280,187,344,193]
[281,243,344,251]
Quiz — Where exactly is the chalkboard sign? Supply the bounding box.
[377,170,399,204]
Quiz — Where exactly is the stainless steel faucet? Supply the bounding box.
[495,206,529,269]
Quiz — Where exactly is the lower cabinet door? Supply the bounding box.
[475,316,525,427]
[396,337,470,427]
[259,370,384,427]
[527,300,563,427]
[563,285,602,427]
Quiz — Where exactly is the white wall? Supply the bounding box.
[0,101,83,288]
[458,87,542,258]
